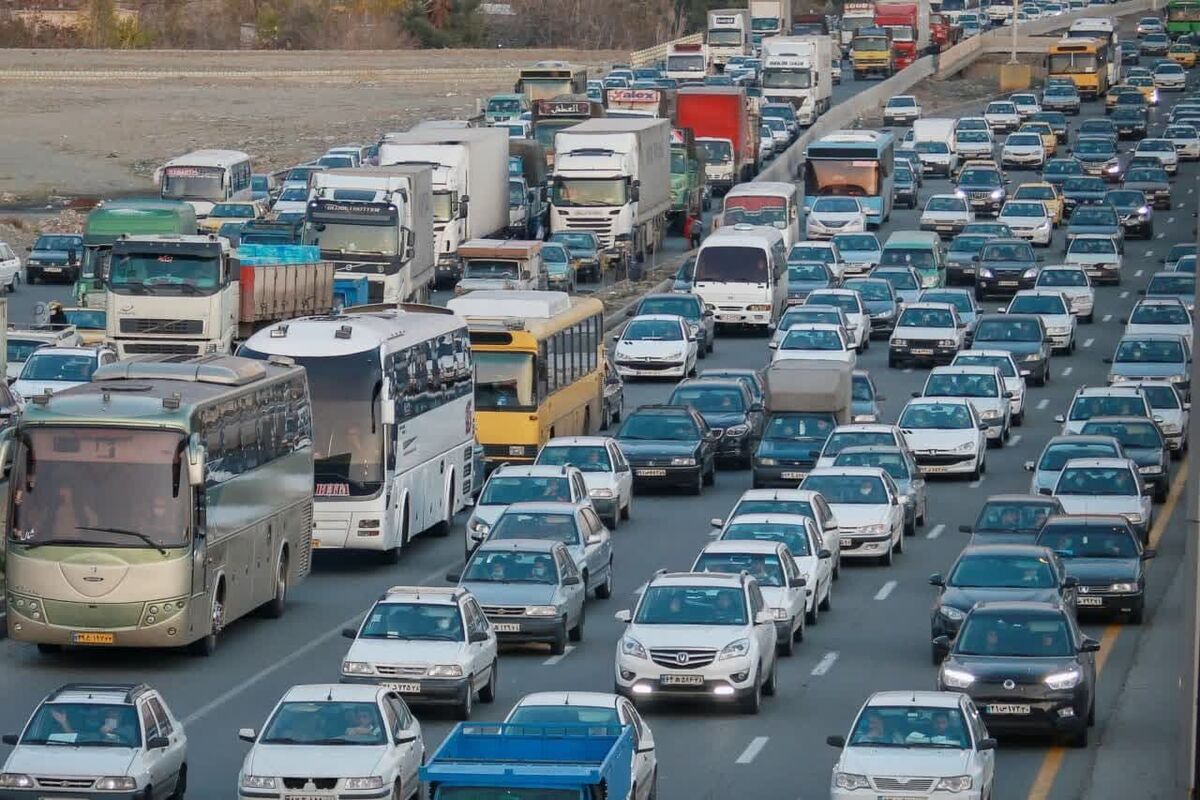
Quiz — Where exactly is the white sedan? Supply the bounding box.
[535,436,634,528]
[800,467,906,566]
[11,345,116,400]
[1035,265,1095,323]
[1135,138,1180,174]
[773,324,857,366]
[695,538,811,649]
[1053,457,1153,540]
[806,288,870,352]
[1005,289,1076,354]
[1064,234,1123,285]
[0,241,20,293]
[1154,62,1187,91]
[612,314,697,379]
[1009,92,1042,118]
[952,349,1028,424]
[807,197,868,239]
[984,101,1021,133]
[1121,297,1193,347]
[1000,132,1046,169]
[1164,124,1200,160]
[920,194,975,238]
[898,397,988,479]
[997,200,1052,246]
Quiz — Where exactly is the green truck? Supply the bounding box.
[669,127,708,236]
[1167,0,1200,36]
[74,199,197,307]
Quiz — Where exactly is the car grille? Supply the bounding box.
[118,317,203,335]
[282,778,339,790]
[630,457,688,467]
[374,664,428,678]
[914,452,974,466]
[615,360,681,370]
[774,458,815,467]
[122,342,201,355]
[872,777,936,792]
[481,605,527,617]
[36,778,95,789]
[649,646,717,669]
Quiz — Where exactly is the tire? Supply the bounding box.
[1013,410,1024,426]
[703,461,715,486]
[888,353,899,368]
[456,680,474,720]
[568,605,584,642]
[595,562,614,599]
[479,662,498,703]
[880,544,894,567]
[969,457,982,481]
[550,621,568,654]
[762,659,778,697]
[739,676,762,714]
[261,555,288,619]
[607,511,619,530]
[690,469,704,496]
[169,766,187,800]
[931,642,944,665]
[191,588,224,657]
[431,480,455,537]
[621,495,631,521]
[778,623,796,656]
[819,581,832,611]
[36,643,62,654]
[904,516,916,537]
[1070,726,1088,748]
[894,529,904,554]
[806,596,819,625]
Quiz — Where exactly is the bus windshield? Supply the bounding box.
[1049,52,1099,73]
[9,427,189,549]
[161,166,224,202]
[695,245,769,283]
[804,159,881,197]
[473,351,536,411]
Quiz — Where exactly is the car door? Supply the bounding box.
[579,507,611,588]
[964,698,995,790]
[384,695,422,792]
[464,597,497,680]
[619,699,656,798]
[807,522,831,598]
[608,442,633,508]
[136,701,169,799]
[813,495,841,562]
[779,547,807,619]
[882,474,904,544]
[556,547,585,620]
[747,582,775,671]
[146,696,186,799]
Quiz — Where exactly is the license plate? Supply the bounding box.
[936,225,953,231]
[922,464,949,474]
[661,674,704,685]
[384,682,421,693]
[71,632,114,644]
[636,468,667,477]
[999,280,1019,287]
[839,536,852,546]
[718,313,743,322]
[493,623,521,632]
[43,267,62,273]
[911,348,934,355]
[781,471,806,479]
[1077,596,1104,606]
[285,795,326,800]
[986,704,1031,715]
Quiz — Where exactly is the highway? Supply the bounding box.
[0,52,1194,800]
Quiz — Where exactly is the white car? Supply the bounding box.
[922,365,1012,445]
[713,514,833,626]
[1163,124,1200,160]
[1135,138,1180,174]
[816,423,906,469]
[1054,385,1153,435]
[828,691,996,800]
[759,125,776,164]
[504,692,658,800]
[612,314,698,379]
[535,436,633,527]
[806,288,870,352]
[1154,62,1187,91]
[888,302,966,368]
[1009,93,1042,118]
[770,305,852,350]
[954,127,995,159]
[1000,132,1046,170]
[614,570,779,713]
[11,344,117,400]
[956,116,990,133]
[5,328,82,381]
[693,539,810,653]
[806,197,868,239]
[915,140,958,177]
[800,467,906,565]
[340,586,497,719]
[997,200,1052,246]
[1005,289,1076,354]
[1035,265,1095,323]
[984,101,1021,133]
[1053,457,1153,539]
[237,684,423,800]
[1121,297,1193,348]
[920,194,974,238]
[1123,380,1190,455]
[773,324,856,366]
[716,488,843,575]
[269,185,310,216]
[465,465,590,554]
[951,349,1027,424]
[0,241,20,293]
[884,95,922,125]
[1064,234,1122,284]
[898,397,987,479]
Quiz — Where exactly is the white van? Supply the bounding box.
[693,223,788,330]
[156,149,253,217]
[719,181,801,249]
[911,119,958,177]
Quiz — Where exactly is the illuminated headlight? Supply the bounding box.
[0,774,34,790]
[725,424,750,437]
[980,409,1002,420]
[671,457,697,466]
[1022,267,1038,278]
[940,605,966,620]
[718,637,751,661]
[342,661,374,675]
[935,775,974,793]
[95,777,138,792]
[938,339,958,348]
[833,773,870,790]
[1107,163,1121,174]
[589,488,614,498]
[772,607,789,620]
[428,664,464,678]
[621,636,647,659]
[343,777,385,791]
[978,268,994,278]
[525,605,558,616]
[1139,464,1162,474]
[1123,512,1144,524]
[942,667,976,688]
[757,457,778,466]
[1110,582,1138,593]
[954,189,967,199]
[241,776,277,790]
[991,189,1004,200]
[1138,205,1151,216]
[1044,667,1082,690]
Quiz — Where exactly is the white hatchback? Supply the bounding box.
[1000,132,1046,169]
[536,436,634,528]
[921,194,974,237]
[984,101,1021,133]
[1004,289,1076,354]
[613,315,698,379]
[0,241,20,293]
[805,288,870,351]
[11,344,117,400]
[951,349,1028,424]
[898,397,988,479]
[1053,457,1153,539]
[773,324,856,366]
[1035,265,1095,323]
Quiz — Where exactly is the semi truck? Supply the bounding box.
[760,35,833,124]
[791,13,828,34]
[508,139,549,239]
[707,9,751,71]
[104,239,334,357]
[551,118,671,266]
[305,166,435,304]
[850,25,895,79]
[753,359,852,487]
[420,723,635,800]
[874,2,927,70]
[675,86,756,194]
[531,96,606,167]
[377,126,509,290]
[840,1,877,57]
[666,42,709,82]
[669,127,708,235]
[750,0,793,45]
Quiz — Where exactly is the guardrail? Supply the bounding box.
[630,32,703,68]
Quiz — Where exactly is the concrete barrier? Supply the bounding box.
[630,33,703,68]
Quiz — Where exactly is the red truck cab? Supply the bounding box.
[874,2,919,69]
[929,13,960,50]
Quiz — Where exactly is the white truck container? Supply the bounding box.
[760,35,833,124]
[707,9,751,71]
[750,0,793,45]
[551,118,672,267]
[377,126,509,289]
[307,166,435,304]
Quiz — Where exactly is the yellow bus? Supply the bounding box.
[1047,39,1110,99]
[447,290,604,469]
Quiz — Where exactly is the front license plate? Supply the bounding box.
[285,795,326,800]
[781,471,806,479]
[43,267,62,273]
[986,704,1031,715]
[922,465,949,474]
[661,674,703,685]
[1077,596,1104,606]
[493,623,521,633]
[384,682,422,693]
[718,313,743,322]
[911,348,934,355]
[999,280,1019,287]
[839,536,852,547]
[71,632,114,644]
[636,468,667,477]
[936,225,953,231]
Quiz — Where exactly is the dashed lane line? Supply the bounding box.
[926,523,945,540]
[1062,366,1073,377]
[736,737,770,765]
[543,645,575,666]
[1120,291,1130,299]
[1036,398,1050,411]
[874,580,897,600]
[811,651,839,676]
[1134,269,1144,278]
[1082,338,1094,348]
[1102,314,1112,323]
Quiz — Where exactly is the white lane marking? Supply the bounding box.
[1120,290,1130,299]
[544,645,575,666]
[812,651,839,676]
[1083,338,1094,348]
[1144,250,1154,257]
[926,523,946,540]
[1009,434,1022,446]
[1037,398,1050,410]
[875,580,897,600]
[903,367,913,374]
[1102,314,1113,323]
[1134,269,1144,278]
[969,478,983,488]
[1062,366,1073,376]
[1168,217,1176,224]
[736,737,770,765]
[1157,232,1166,239]
[1190,188,1195,195]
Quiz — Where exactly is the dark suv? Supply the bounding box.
[955,166,1007,217]
[974,238,1040,299]
[615,404,717,494]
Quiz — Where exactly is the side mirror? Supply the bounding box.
[614,609,632,623]
[1,734,17,746]
[1142,548,1158,560]
[978,737,998,751]
[186,433,206,487]
[469,630,490,643]
[1054,414,1066,423]
[563,575,582,586]
[1023,460,1035,471]
[395,732,418,745]
[751,401,764,412]
[631,182,641,202]
[978,423,989,430]
[585,534,604,545]
[826,734,846,748]
[379,380,396,426]
[147,735,170,750]
[1102,357,1113,364]
[1081,637,1101,653]
[790,575,807,588]
[876,394,886,401]
[238,728,257,743]
[1004,391,1013,399]
[932,634,951,652]
[710,518,724,528]
[818,548,832,559]
[911,391,921,398]
[459,198,470,219]
[929,573,945,587]
[342,627,357,639]
[958,524,972,533]
[23,246,31,253]
[445,571,462,582]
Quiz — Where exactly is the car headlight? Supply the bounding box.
[1124,512,1144,524]
[1022,267,1038,278]
[954,189,967,199]
[1107,163,1121,174]
[833,773,871,790]
[991,189,1004,200]
[772,607,789,620]
[671,457,697,466]
[978,268,994,278]
[241,776,277,790]
[954,440,977,452]
[428,664,464,678]
[589,488,614,498]
[1169,373,1189,383]
[468,518,490,535]
[1023,352,1042,361]
[621,636,647,659]
[936,775,974,793]
[1110,582,1138,593]
[861,523,889,535]
[725,424,750,437]
[940,605,966,620]
[942,666,976,688]
[1044,667,1082,690]
[342,661,374,675]
[757,456,778,466]
[1139,464,1162,474]
[0,774,34,790]
[891,338,909,347]
[526,605,559,616]
[343,777,386,791]
[980,409,1002,420]
[1138,205,1151,216]
[938,339,958,348]
[95,777,138,792]
[719,637,751,661]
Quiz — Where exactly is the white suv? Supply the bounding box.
[340,586,498,720]
[465,465,590,556]
[614,571,779,714]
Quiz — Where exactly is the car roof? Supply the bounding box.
[648,570,748,587]
[971,600,1068,615]
[835,445,909,456]
[1060,456,1136,468]
[501,501,585,515]
[283,684,383,702]
[1080,415,1161,427]
[831,423,899,433]
[475,538,563,554]
[736,488,823,502]
[45,684,151,706]
[983,493,1061,504]
[379,586,466,605]
[1041,513,1136,526]
[513,692,621,709]
[1117,332,1189,343]
[928,365,1000,377]
[640,293,698,303]
[491,464,579,478]
[543,436,615,447]
[959,543,1058,557]
[702,539,790,556]
[866,690,964,709]
[956,349,1017,360]
[807,466,890,479]
[1074,385,1145,397]
[1043,433,1121,447]
[629,314,687,324]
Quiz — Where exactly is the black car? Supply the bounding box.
[844,277,900,336]
[970,314,1052,385]
[786,261,840,305]
[1041,157,1084,189]
[752,409,839,488]
[602,360,624,430]
[1030,111,1069,144]
[615,404,717,493]
[1122,166,1173,210]
[1037,515,1155,622]
[1079,416,1169,503]
[929,544,1077,663]
[974,239,1041,300]
[894,163,919,208]
[936,601,1099,746]
[1120,40,1140,64]
[25,233,84,283]
[960,493,1065,544]
[630,293,716,357]
[1078,118,1119,142]
[667,379,763,467]
[1061,176,1108,217]
[1104,189,1154,238]
[956,166,1007,217]
[1072,136,1123,181]
[1110,106,1148,140]
[946,234,995,285]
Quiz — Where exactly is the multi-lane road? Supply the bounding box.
[0,44,1194,800]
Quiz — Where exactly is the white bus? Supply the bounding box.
[240,304,475,560]
[157,149,253,218]
[692,223,788,330]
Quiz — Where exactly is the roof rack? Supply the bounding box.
[48,683,151,704]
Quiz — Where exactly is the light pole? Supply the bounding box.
[1010,5,1019,64]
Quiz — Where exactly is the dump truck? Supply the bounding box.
[850,25,895,79]
[675,86,756,193]
[874,1,927,70]
[753,359,853,487]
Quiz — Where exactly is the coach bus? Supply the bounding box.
[1046,38,1112,99]
[802,129,895,226]
[156,149,253,218]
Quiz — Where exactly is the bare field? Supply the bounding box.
[0,47,624,201]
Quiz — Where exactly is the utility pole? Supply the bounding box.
[1010,7,1018,64]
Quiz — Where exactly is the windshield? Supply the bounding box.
[1076,139,1115,156]
[211,203,254,218]
[1057,466,1137,495]
[261,702,385,745]
[790,246,835,264]
[18,353,96,383]
[824,431,895,456]
[763,68,813,89]
[988,103,1017,115]
[22,704,140,748]
[724,201,787,227]
[480,476,571,506]
[880,249,934,269]
[850,706,970,749]
[981,243,1035,263]
[788,262,831,282]
[667,55,706,73]
[1148,275,1195,295]
[620,412,698,441]
[1082,421,1161,449]
[846,281,890,301]
[921,292,972,314]
[834,450,909,480]
[34,235,83,251]
[1131,303,1189,324]
[955,612,1074,657]
[976,501,1054,532]
[109,251,221,296]
[538,444,612,473]
[696,245,769,283]
[732,499,813,518]
[958,131,990,143]
[809,293,858,314]
[899,403,973,429]
[1046,161,1083,176]
[696,140,733,163]
[782,310,839,327]
[670,386,745,413]
[550,233,596,251]
[1009,295,1068,315]
[802,474,887,504]
[764,413,836,441]
[359,602,463,641]
[804,159,881,197]
[464,549,559,584]
[876,269,921,289]
[813,197,862,213]
[1002,202,1045,218]
[552,178,627,207]
[951,553,1056,587]
[853,37,890,52]
[489,98,523,113]
[491,512,579,546]
[1039,524,1139,557]
[635,585,747,624]
[833,234,878,253]
[780,328,844,351]
[1115,338,1185,363]
[974,319,1041,342]
[431,191,454,224]
[1070,394,1147,421]
[161,166,224,202]
[473,352,534,411]
[508,705,619,727]
[898,307,954,328]
[694,552,786,586]
[63,309,106,330]
[955,354,1016,377]
[1007,135,1042,148]
[623,319,683,341]
[959,169,1001,187]
[509,182,526,207]
[723,521,813,556]
[925,373,998,398]
[278,187,308,202]
[463,260,520,281]
[10,427,188,549]
[927,197,966,212]
[1039,269,1088,287]
[1071,209,1117,228]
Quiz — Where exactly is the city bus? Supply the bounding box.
[1046,39,1112,99]
[802,129,896,226]
[446,290,604,470]
[3,354,314,655]
[515,62,589,102]
[1168,0,1200,36]
[156,149,253,218]
[241,305,474,559]
[1065,20,1119,86]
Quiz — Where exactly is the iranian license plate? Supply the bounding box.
[636,468,667,477]
[986,704,1031,715]
[922,464,948,474]
[493,623,521,633]
[999,280,1019,286]
[936,225,953,231]
[43,267,62,273]
[285,795,326,800]
[1077,596,1104,606]
[384,682,421,693]
[718,313,743,322]
[661,674,703,686]
[71,632,114,645]
[911,348,934,355]
[781,471,806,480]
[840,536,852,547]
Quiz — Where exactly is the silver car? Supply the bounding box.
[465,465,590,556]
[1023,434,1126,495]
[485,502,615,600]
[831,445,927,536]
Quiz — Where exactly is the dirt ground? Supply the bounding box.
[0,47,624,203]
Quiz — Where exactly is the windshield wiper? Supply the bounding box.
[75,526,169,556]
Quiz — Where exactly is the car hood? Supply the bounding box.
[970,530,1041,546]
[469,504,508,526]
[1067,253,1119,265]
[4,745,137,776]
[628,623,749,649]
[1055,495,1142,516]
[861,299,897,315]
[842,251,881,265]
[618,440,699,458]
[244,744,387,778]
[903,428,978,450]
[1123,181,1169,193]
[813,212,864,223]
[972,340,1041,356]
[1109,362,1184,379]
[838,747,974,778]
[828,504,890,527]
[1067,223,1120,234]
[27,249,74,264]
[922,211,969,221]
[459,581,559,606]
[1061,557,1139,584]
[757,437,825,460]
[580,472,619,493]
[345,638,467,665]
[893,326,957,341]
[615,341,688,359]
[1124,323,1191,339]
[980,260,1036,272]
[946,654,1079,682]
[696,411,749,430]
[941,586,1061,611]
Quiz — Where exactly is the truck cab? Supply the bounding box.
[485,93,530,124]
[455,239,547,294]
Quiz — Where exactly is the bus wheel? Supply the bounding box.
[262,553,288,618]
[193,586,224,657]
[432,479,455,537]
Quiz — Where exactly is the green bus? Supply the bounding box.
[1168,0,1200,36]
[75,199,197,308]
[3,354,314,655]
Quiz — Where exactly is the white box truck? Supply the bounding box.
[750,0,793,46]
[707,9,751,71]
[377,126,509,289]
[760,35,833,124]
[551,118,671,268]
[307,166,435,304]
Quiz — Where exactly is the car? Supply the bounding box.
[921,365,1011,445]
[713,516,834,625]
[806,288,870,352]
[602,360,625,430]
[1120,40,1141,64]
[1052,457,1153,541]
[758,126,776,163]
[1066,206,1124,254]
[338,586,497,718]
[920,288,981,339]
[762,116,790,150]
[1126,75,1159,105]
[936,601,1098,746]
[1055,385,1154,434]
[774,324,856,366]
[851,370,884,423]
[974,238,1041,300]
[997,200,1053,247]
[921,194,974,238]
[10,344,116,399]
[1037,516,1156,623]
[615,404,717,494]
[5,328,81,381]
[487,502,614,598]
[1031,111,1070,144]
[536,437,634,527]
[1143,270,1196,312]
[270,185,310,216]
[750,401,839,488]
[1105,333,1191,398]
[897,397,988,479]
[1122,381,1190,455]
[870,266,923,305]
[789,240,846,280]
[24,233,83,284]
[807,197,868,239]
[1154,61,1187,90]
[629,293,714,358]
[816,423,906,469]
[716,488,842,565]
[1034,265,1094,323]
[801,467,906,565]
[0,683,187,800]
[1043,82,1082,114]
[959,493,1065,546]
[1072,137,1122,181]
[761,103,800,138]
[952,349,1027,422]
[1136,15,1165,36]
[549,231,603,282]
[888,302,966,367]
[1061,176,1109,217]
[784,263,840,308]
[465,465,590,555]
[929,544,1077,662]
[1042,157,1085,189]
[1004,290,1076,354]
[1164,124,1200,160]
[954,126,996,159]
[1121,298,1193,349]
[236,684,423,800]
[197,200,267,233]
[843,278,900,337]
[1170,42,1198,68]
[1142,31,1171,55]
[668,378,763,467]
[540,242,575,292]
[896,150,925,186]
[1164,244,1197,272]
[946,233,995,285]
[1001,132,1046,170]
[613,570,779,713]
[962,222,1013,240]
[1135,139,1179,174]
[984,101,1021,133]
[832,445,926,535]
[1171,255,1195,274]
[954,164,1007,217]
[915,137,959,178]
[831,233,882,275]
[883,95,922,125]
[971,313,1051,386]
[1013,182,1064,225]
[1121,166,1172,210]
[612,315,698,380]
[1103,189,1154,240]
[1025,434,1126,496]
[1079,417,1170,503]
[826,691,997,798]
